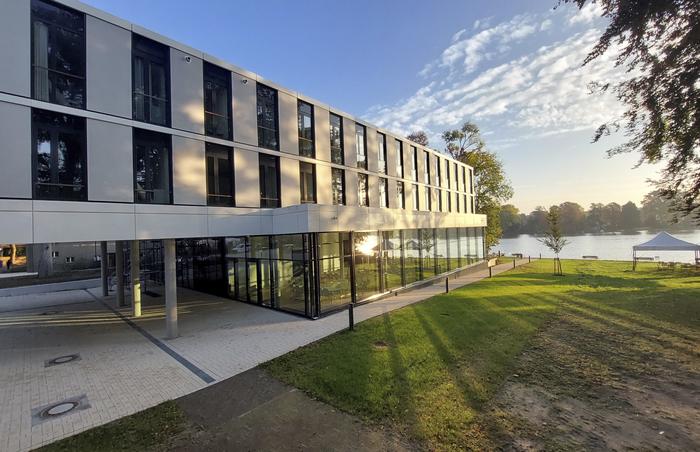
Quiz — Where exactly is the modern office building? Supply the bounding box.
[0,0,486,334]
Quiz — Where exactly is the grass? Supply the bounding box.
[264,259,700,450]
[39,401,187,452]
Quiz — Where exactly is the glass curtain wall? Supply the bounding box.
[448,228,461,270]
[318,232,352,313]
[403,229,421,284]
[420,229,436,279]
[353,232,380,301]
[436,228,449,274]
[381,230,403,291]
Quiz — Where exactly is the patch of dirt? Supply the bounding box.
[373,340,390,350]
[465,302,700,451]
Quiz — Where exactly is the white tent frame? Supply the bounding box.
[632,231,700,270]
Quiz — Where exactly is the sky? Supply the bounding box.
[84,0,659,213]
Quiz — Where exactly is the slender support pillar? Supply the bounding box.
[164,239,178,339]
[100,241,108,296]
[130,241,141,317]
[115,241,125,307]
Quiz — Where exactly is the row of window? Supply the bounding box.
[29,0,474,195]
[31,108,474,212]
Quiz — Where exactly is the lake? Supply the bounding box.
[493,230,700,263]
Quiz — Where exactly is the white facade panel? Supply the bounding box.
[315,164,332,205]
[0,103,32,199]
[0,200,32,244]
[314,106,330,162]
[172,136,206,205]
[342,117,356,168]
[278,91,298,155]
[0,0,30,97]
[87,119,133,202]
[366,127,378,173]
[232,74,257,146]
[86,16,131,118]
[234,148,259,208]
[344,170,358,207]
[280,157,300,207]
[170,49,204,134]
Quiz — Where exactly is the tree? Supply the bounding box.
[586,203,607,232]
[500,204,523,237]
[641,189,697,229]
[538,207,569,275]
[442,122,514,251]
[602,202,623,231]
[621,201,642,230]
[562,0,700,224]
[558,202,586,235]
[526,207,550,235]
[406,131,430,146]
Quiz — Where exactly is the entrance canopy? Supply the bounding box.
[632,231,700,269]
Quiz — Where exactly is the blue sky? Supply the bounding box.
[85,0,658,213]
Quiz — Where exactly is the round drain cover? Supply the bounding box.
[49,355,78,365]
[43,401,78,417]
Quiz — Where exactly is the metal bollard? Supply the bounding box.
[445,277,449,293]
[348,303,354,331]
[513,259,516,268]
[528,256,531,263]
[489,266,492,278]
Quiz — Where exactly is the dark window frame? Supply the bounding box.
[411,146,418,181]
[379,177,388,208]
[377,132,387,174]
[132,128,173,205]
[355,124,367,170]
[257,83,279,151]
[132,34,171,126]
[299,161,317,204]
[31,108,87,201]
[396,139,404,178]
[31,0,86,109]
[330,113,344,165]
[424,151,431,185]
[331,168,346,205]
[358,173,369,207]
[259,153,281,208]
[205,142,235,207]
[396,181,405,209]
[203,62,233,140]
[297,100,315,158]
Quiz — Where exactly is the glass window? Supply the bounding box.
[454,163,458,190]
[459,228,471,264]
[271,234,311,315]
[377,133,387,174]
[330,113,344,164]
[298,100,314,157]
[358,173,369,207]
[132,35,170,126]
[299,162,316,204]
[31,0,85,109]
[471,195,476,214]
[412,184,419,210]
[32,109,86,200]
[445,160,451,189]
[206,143,234,206]
[469,169,474,193]
[424,186,431,211]
[403,229,420,284]
[420,229,436,279]
[331,168,345,205]
[462,167,467,192]
[396,181,405,209]
[133,129,172,204]
[354,231,380,301]
[436,228,448,274]
[396,139,404,178]
[379,178,388,208]
[424,151,431,184]
[464,194,469,214]
[448,228,461,270]
[203,62,232,140]
[411,146,418,181]
[356,124,367,169]
[476,228,485,259]
[437,189,443,212]
[257,84,279,150]
[381,230,403,291]
[318,232,352,312]
[259,153,280,207]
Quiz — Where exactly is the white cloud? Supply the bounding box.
[366,11,626,151]
[568,2,603,25]
[540,19,552,31]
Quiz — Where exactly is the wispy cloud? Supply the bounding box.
[365,6,621,150]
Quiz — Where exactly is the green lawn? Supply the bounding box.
[264,260,700,450]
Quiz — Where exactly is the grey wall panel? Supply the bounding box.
[366,127,379,173]
[316,164,332,205]
[342,117,356,168]
[387,178,397,209]
[403,141,413,182]
[87,119,133,202]
[0,0,30,97]
[280,157,300,206]
[369,175,380,208]
[172,136,206,205]
[278,91,298,155]
[234,148,259,207]
[344,170,358,207]
[232,74,257,146]
[0,103,31,199]
[386,136,396,178]
[170,49,204,134]
[86,16,131,118]
[314,106,330,162]
[0,200,32,243]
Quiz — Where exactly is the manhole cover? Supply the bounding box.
[45,353,81,367]
[31,394,90,426]
[43,402,78,417]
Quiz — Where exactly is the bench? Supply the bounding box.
[512,253,523,259]
[582,255,598,260]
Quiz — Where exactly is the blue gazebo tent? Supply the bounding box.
[632,231,700,269]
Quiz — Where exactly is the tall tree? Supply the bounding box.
[602,202,623,231]
[442,122,514,250]
[586,203,606,232]
[562,0,700,223]
[500,204,523,237]
[406,131,430,146]
[621,201,642,230]
[526,207,550,235]
[558,202,586,235]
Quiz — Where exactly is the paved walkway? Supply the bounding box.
[0,259,528,451]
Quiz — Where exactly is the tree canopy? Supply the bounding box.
[562,0,700,223]
[406,131,430,146]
